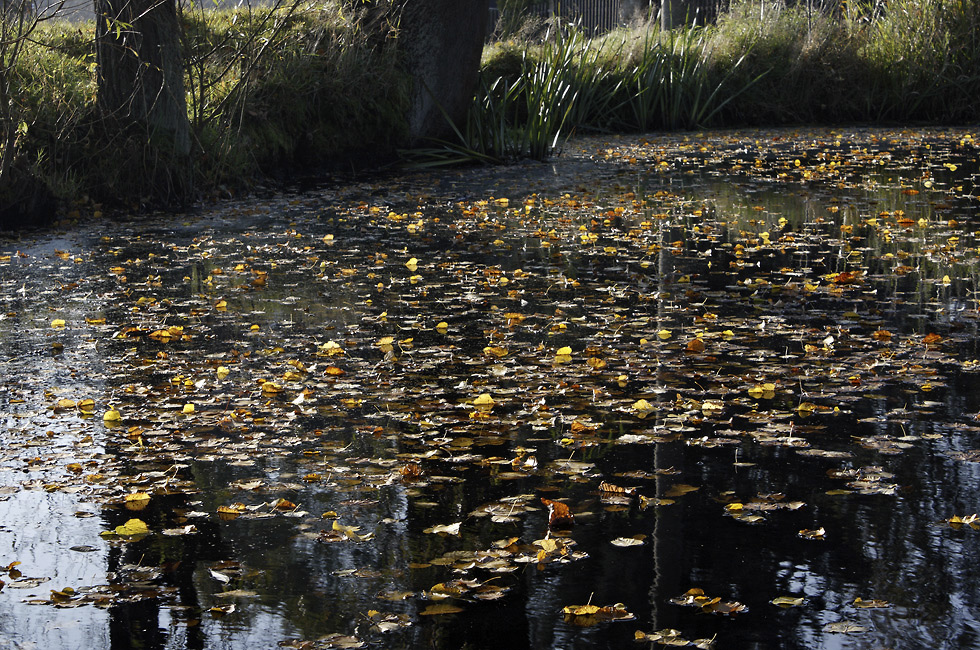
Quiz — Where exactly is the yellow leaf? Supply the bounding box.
[853,597,891,609]
[318,341,344,356]
[405,257,418,272]
[114,518,149,537]
[473,393,495,408]
[124,492,151,504]
[261,382,283,395]
[217,505,241,520]
[632,399,653,413]
[54,398,76,410]
[216,366,230,379]
[124,493,151,511]
[556,346,573,356]
[657,329,672,340]
[103,407,122,422]
[182,403,195,414]
[51,319,66,328]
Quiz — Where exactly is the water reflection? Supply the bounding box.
[1,128,979,649]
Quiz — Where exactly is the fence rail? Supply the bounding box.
[555,0,623,33]
[490,0,628,35]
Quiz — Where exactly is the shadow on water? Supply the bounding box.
[1,127,980,649]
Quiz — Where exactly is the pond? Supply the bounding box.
[1,126,979,650]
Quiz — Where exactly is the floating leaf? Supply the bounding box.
[853,597,891,609]
[541,498,574,527]
[771,596,806,608]
[473,393,495,408]
[124,493,151,511]
[562,602,633,625]
[260,382,283,395]
[112,518,149,537]
[610,536,645,547]
[632,399,654,417]
[483,346,508,358]
[423,522,461,536]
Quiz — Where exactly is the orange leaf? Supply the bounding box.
[685,338,705,353]
[541,498,574,527]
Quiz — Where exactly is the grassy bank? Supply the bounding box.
[447,0,980,163]
[1,1,409,227]
[2,0,978,226]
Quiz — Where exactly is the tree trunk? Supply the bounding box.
[661,0,710,28]
[95,0,191,202]
[396,0,490,143]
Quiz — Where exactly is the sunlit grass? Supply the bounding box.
[468,0,980,161]
[2,0,978,217]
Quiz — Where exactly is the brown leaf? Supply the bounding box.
[541,498,574,527]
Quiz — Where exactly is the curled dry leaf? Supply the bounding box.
[541,498,574,528]
[799,527,826,540]
[423,522,461,536]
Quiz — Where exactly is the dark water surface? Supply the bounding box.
[1,127,979,650]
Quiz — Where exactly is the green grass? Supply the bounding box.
[465,0,980,162]
[2,0,410,223]
[1,0,979,224]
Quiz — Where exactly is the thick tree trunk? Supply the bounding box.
[95,0,191,201]
[397,0,490,143]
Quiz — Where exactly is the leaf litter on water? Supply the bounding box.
[0,127,978,645]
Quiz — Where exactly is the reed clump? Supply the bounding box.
[456,0,980,163]
[1,0,977,223]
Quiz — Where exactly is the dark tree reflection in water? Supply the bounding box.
[0,127,979,649]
